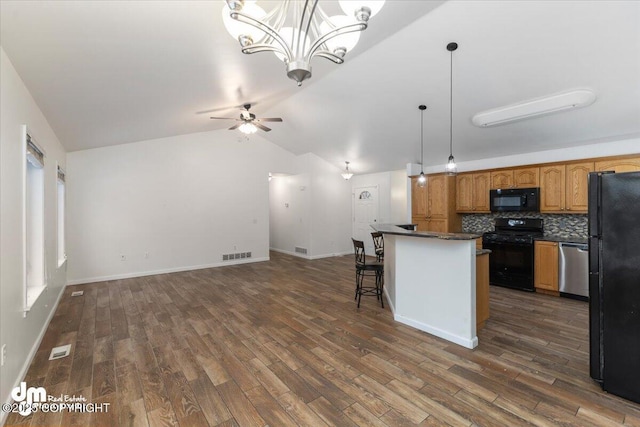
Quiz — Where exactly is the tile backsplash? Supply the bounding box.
[462,212,588,239]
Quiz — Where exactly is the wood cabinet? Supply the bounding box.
[410,174,461,233]
[565,162,593,211]
[514,167,540,188]
[456,172,490,213]
[428,174,447,218]
[490,167,539,189]
[540,162,593,213]
[490,170,513,189]
[595,157,640,173]
[534,241,559,293]
[411,176,427,217]
[476,253,490,330]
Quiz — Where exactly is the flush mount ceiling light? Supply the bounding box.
[222,0,385,86]
[417,105,427,188]
[445,42,458,176]
[341,161,353,180]
[471,89,596,127]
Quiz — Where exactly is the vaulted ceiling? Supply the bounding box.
[2,1,639,174]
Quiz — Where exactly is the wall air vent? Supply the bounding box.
[223,252,252,261]
[295,247,308,255]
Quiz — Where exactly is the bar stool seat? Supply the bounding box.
[351,238,384,308]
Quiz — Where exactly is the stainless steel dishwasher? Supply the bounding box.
[559,242,589,299]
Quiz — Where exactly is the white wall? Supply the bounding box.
[66,130,297,284]
[269,153,352,259]
[0,48,67,416]
[306,154,353,258]
[269,173,312,255]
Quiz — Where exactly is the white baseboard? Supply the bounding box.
[269,247,351,260]
[67,257,269,286]
[394,313,478,349]
[384,287,395,315]
[0,284,65,426]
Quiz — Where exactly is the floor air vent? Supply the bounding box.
[295,247,308,255]
[49,344,72,360]
[71,290,84,297]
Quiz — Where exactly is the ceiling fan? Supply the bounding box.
[210,103,283,134]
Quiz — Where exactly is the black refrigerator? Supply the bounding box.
[589,171,640,404]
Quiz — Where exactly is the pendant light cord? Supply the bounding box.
[421,108,424,168]
[449,48,453,158]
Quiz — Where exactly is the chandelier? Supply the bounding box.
[341,161,353,180]
[222,0,385,86]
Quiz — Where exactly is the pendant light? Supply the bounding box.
[341,161,353,180]
[445,42,458,175]
[417,104,427,187]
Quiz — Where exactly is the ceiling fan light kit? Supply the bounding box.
[210,103,283,133]
[471,89,597,127]
[222,0,385,86]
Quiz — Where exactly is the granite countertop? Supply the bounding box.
[371,224,481,241]
[476,249,492,255]
[536,235,588,245]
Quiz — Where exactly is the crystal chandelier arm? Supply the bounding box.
[313,51,345,64]
[307,22,367,60]
[300,0,319,56]
[242,43,290,56]
[230,11,293,61]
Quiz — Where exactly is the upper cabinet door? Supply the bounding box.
[540,165,565,212]
[456,173,474,212]
[411,176,427,217]
[513,167,540,188]
[473,172,491,212]
[428,174,447,218]
[565,162,593,212]
[594,157,640,173]
[490,170,513,189]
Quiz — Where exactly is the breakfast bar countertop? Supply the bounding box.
[371,224,481,241]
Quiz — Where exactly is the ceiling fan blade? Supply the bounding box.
[257,118,283,122]
[254,122,272,132]
[210,116,239,120]
[196,101,259,115]
[228,124,242,130]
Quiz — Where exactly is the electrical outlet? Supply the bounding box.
[1,344,6,366]
[120,254,126,261]
[144,252,149,259]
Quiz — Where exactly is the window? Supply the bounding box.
[25,130,46,309]
[57,165,66,267]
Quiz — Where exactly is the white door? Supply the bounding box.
[353,186,379,255]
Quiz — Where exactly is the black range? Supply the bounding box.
[482,218,544,292]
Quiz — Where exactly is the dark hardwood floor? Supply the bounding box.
[5,251,640,426]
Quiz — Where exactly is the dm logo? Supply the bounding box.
[11,382,46,415]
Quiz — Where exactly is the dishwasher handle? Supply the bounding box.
[559,242,588,250]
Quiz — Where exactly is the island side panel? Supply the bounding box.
[393,236,477,349]
[383,234,397,313]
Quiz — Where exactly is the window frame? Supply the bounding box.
[23,125,47,312]
[57,164,67,267]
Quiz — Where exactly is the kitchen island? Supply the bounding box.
[372,224,483,349]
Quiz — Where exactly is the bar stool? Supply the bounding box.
[351,238,384,308]
[371,232,384,262]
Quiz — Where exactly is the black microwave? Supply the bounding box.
[490,187,540,212]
